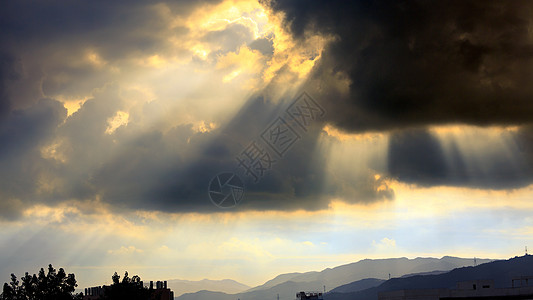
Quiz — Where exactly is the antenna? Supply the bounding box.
[526,246,528,256]
[474,257,477,266]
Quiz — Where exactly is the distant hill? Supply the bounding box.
[175,290,235,300]
[248,256,490,293]
[166,279,250,297]
[245,273,310,292]
[329,278,385,294]
[325,255,533,300]
[400,270,448,278]
[176,256,491,300]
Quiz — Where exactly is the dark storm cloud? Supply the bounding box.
[54,86,125,200]
[0,73,391,217]
[265,0,533,189]
[0,0,311,217]
[10,0,533,217]
[266,0,533,130]
[0,53,15,118]
[0,98,67,219]
[388,128,533,189]
[89,94,391,213]
[0,0,213,50]
[388,129,448,185]
[0,0,225,109]
[0,0,230,217]
[249,35,275,55]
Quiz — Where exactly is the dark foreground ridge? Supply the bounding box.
[326,255,533,300]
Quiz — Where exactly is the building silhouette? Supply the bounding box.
[83,280,173,300]
[84,286,105,300]
[150,281,174,300]
[296,291,324,300]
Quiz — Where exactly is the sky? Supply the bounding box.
[1,0,533,290]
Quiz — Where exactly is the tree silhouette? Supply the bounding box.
[0,264,82,300]
[101,271,153,300]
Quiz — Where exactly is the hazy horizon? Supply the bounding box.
[70,255,501,291]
